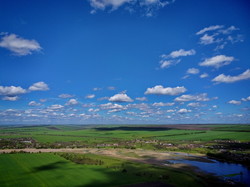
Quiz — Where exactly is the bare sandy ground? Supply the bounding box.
[0,148,206,169]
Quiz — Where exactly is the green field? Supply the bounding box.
[0,124,249,186]
[0,153,205,187]
[1,124,250,144]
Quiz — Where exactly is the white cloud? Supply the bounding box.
[159,49,195,69]
[89,0,132,11]
[59,94,74,98]
[28,101,41,106]
[145,85,187,95]
[159,59,181,69]
[220,26,239,35]
[175,93,212,102]
[212,69,250,83]
[0,86,26,95]
[228,100,241,105]
[88,108,100,112]
[187,102,201,107]
[100,102,124,110]
[88,0,173,16]
[48,104,64,110]
[66,99,78,105]
[163,49,196,59]
[2,96,19,101]
[187,68,199,74]
[159,60,171,69]
[141,0,170,6]
[200,34,217,45]
[177,108,191,114]
[166,109,175,113]
[196,25,224,35]
[200,73,209,78]
[0,33,42,56]
[107,86,116,90]
[242,96,250,102]
[152,102,174,107]
[109,93,133,102]
[29,82,49,91]
[199,55,234,68]
[97,96,109,101]
[182,75,190,79]
[85,94,95,99]
[93,87,102,91]
[197,25,243,50]
[135,97,147,101]
[40,99,47,102]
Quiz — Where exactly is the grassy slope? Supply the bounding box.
[0,153,204,187]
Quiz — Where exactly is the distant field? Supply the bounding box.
[0,153,204,187]
[0,124,250,143]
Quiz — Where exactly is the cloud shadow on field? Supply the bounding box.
[94,127,172,131]
[32,161,68,172]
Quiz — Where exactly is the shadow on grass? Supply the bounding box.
[32,161,68,172]
[94,126,171,132]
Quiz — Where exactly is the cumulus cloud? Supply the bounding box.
[166,49,196,58]
[58,94,74,98]
[28,101,41,106]
[175,93,212,102]
[199,34,217,45]
[48,104,64,110]
[166,109,175,113]
[88,108,100,112]
[199,55,234,68]
[0,33,42,56]
[29,82,49,91]
[159,59,180,69]
[197,25,243,50]
[219,26,239,35]
[66,99,78,105]
[107,86,116,90]
[177,108,191,114]
[145,85,187,95]
[152,102,174,107]
[0,86,26,95]
[135,97,147,101]
[242,96,250,102]
[187,68,199,74]
[0,82,49,101]
[228,100,241,105]
[85,94,95,99]
[196,25,224,35]
[100,103,125,111]
[212,69,250,83]
[2,96,19,101]
[93,87,102,91]
[187,102,201,107]
[97,96,109,101]
[109,93,133,102]
[88,0,174,16]
[200,73,209,78]
[159,49,195,69]
[89,0,132,11]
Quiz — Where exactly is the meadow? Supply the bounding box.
[0,124,249,186]
[1,124,250,144]
[0,152,208,187]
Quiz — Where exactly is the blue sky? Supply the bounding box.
[0,0,250,124]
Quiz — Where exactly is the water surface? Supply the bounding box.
[168,156,250,185]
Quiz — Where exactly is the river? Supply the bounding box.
[167,153,250,186]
